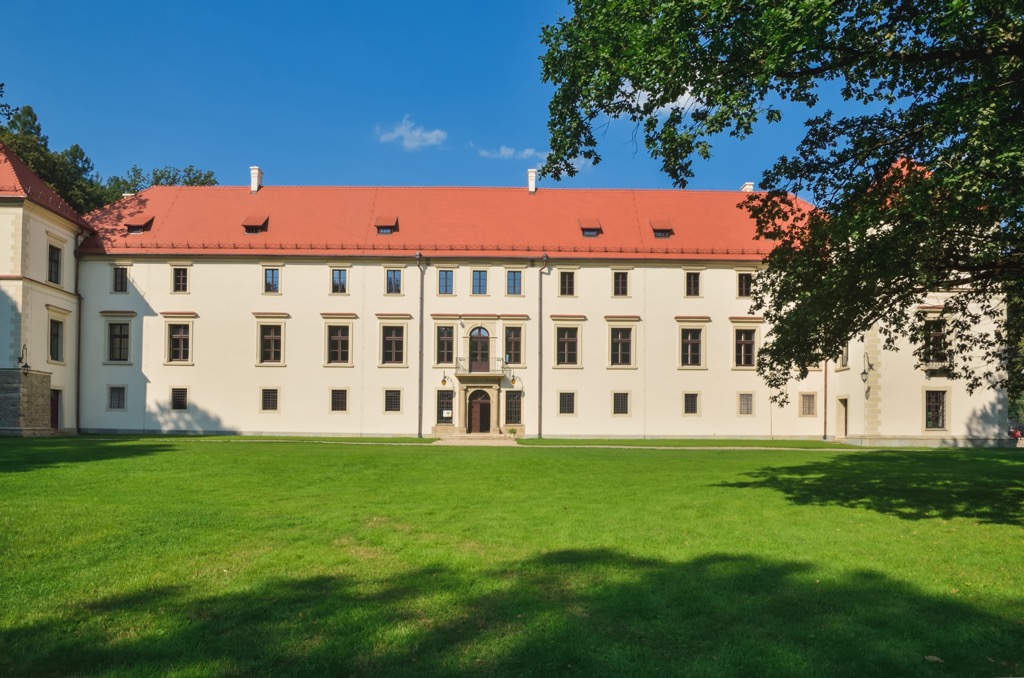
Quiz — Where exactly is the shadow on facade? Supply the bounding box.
[952,396,1012,447]
[0,436,175,474]
[717,449,1024,526]
[1,549,1019,675]
[148,401,236,435]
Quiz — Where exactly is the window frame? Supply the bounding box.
[260,388,280,412]
[612,391,630,416]
[684,270,701,298]
[330,267,350,295]
[385,269,403,295]
[325,324,352,366]
[924,388,949,431]
[609,326,633,368]
[330,388,349,413]
[737,392,755,417]
[471,269,489,295]
[505,390,523,425]
[504,326,523,366]
[437,269,454,296]
[105,320,132,364]
[170,387,189,411]
[506,269,523,296]
[435,325,455,366]
[107,385,127,412]
[257,323,285,365]
[733,327,758,369]
[262,266,282,295]
[381,324,407,366]
[384,389,403,413]
[682,392,701,416]
[48,318,64,363]
[171,265,190,294]
[436,389,454,424]
[799,392,818,417]
[47,243,62,285]
[737,271,754,298]
[554,325,581,367]
[558,391,577,416]
[679,326,704,368]
[559,270,576,297]
[112,265,129,293]
[612,270,629,297]
[166,321,193,365]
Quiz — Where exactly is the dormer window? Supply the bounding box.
[375,216,398,235]
[650,219,674,238]
[243,215,268,235]
[125,216,154,235]
[579,217,602,238]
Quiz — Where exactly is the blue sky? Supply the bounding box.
[5,0,827,192]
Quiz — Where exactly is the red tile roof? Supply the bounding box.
[81,184,807,260]
[0,141,92,231]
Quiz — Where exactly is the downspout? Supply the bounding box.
[823,359,829,440]
[538,252,547,439]
[73,227,87,434]
[416,252,425,438]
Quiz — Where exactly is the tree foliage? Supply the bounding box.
[541,0,1024,399]
[0,95,217,215]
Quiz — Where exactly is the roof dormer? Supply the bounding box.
[579,217,602,238]
[125,216,154,235]
[243,214,269,235]
[375,216,399,235]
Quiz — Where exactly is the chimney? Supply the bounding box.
[250,166,263,193]
[740,181,754,192]
[528,168,537,194]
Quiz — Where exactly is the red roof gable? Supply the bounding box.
[81,185,808,261]
[0,141,92,231]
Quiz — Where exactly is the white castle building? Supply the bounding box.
[1,144,1009,444]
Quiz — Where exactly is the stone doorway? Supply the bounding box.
[468,389,491,433]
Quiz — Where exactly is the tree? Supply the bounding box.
[105,164,217,196]
[540,0,1024,400]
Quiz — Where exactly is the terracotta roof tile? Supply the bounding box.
[0,141,92,231]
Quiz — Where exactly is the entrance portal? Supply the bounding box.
[468,389,491,433]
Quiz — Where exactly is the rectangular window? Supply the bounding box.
[683,392,699,415]
[47,245,61,284]
[172,267,189,293]
[506,270,522,295]
[925,390,946,429]
[505,391,522,425]
[613,392,629,415]
[685,271,700,297]
[556,327,578,365]
[559,392,575,415]
[438,270,453,295]
[331,269,348,294]
[261,388,279,411]
[382,326,404,364]
[559,271,575,296]
[264,268,280,294]
[331,389,348,412]
[171,388,189,411]
[327,325,350,364]
[504,327,522,365]
[610,327,632,366]
[108,386,126,411]
[385,389,402,412]
[108,323,130,362]
[613,271,628,297]
[737,272,753,298]
[112,266,128,293]
[840,344,850,368]
[436,326,454,364]
[49,319,63,362]
[259,324,283,363]
[924,320,948,365]
[472,270,488,295]
[735,329,756,367]
[738,392,754,416]
[680,328,702,367]
[437,390,453,424]
[386,269,402,294]
[168,324,191,362]
[800,393,817,417]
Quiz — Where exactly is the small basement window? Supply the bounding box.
[579,217,602,238]
[650,219,674,238]
[243,215,268,234]
[375,216,399,235]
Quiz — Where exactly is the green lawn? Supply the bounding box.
[1,438,1021,676]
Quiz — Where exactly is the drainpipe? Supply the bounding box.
[823,358,829,440]
[73,227,87,434]
[416,252,425,438]
[538,252,547,439]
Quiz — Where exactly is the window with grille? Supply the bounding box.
[472,270,488,295]
[613,392,629,415]
[737,272,753,297]
[108,386,126,410]
[559,271,575,296]
[264,268,280,293]
[556,327,578,365]
[331,389,348,412]
[385,390,402,412]
[558,392,575,415]
[738,393,754,416]
[386,269,402,294]
[331,269,348,294]
[685,271,700,297]
[327,325,350,364]
[172,267,189,293]
[437,390,453,424]
[800,393,817,417]
[382,326,404,364]
[168,324,190,362]
[610,328,632,366]
[436,326,454,364]
[261,389,278,411]
[925,390,946,429]
[506,270,522,295]
[683,393,699,415]
[613,271,628,296]
[108,323,130,362]
[438,270,453,295]
[924,320,948,365]
[259,324,283,363]
[505,391,522,425]
[113,266,128,293]
[171,388,189,411]
[504,327,522,365]
[735,329,756,367]
[680,328,702,366]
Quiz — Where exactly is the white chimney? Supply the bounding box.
[740,181,755,192]
[250,166,263,193]
[528,168,537,194]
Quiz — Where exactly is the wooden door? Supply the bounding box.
[469,328,489,372]
[469,390,490,433]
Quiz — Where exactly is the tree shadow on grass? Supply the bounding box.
[717,449,1024,526]
[1,550,1020,676]
[0,437,173,474]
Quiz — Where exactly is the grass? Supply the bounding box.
[1,437,1022,676]
[517,437,857,448]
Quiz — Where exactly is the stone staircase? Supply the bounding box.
[432,433,518,446]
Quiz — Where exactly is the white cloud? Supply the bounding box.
[478,145,548,162]
[622,81,701,117]
[377,115,447,151]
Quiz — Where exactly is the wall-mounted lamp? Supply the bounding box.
[441,371,448,387]
[17,344,30,376]
[860,353,871,384]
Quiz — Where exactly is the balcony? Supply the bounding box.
[454,356,513,379]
